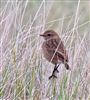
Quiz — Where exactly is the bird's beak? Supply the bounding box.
[40,34,45,37]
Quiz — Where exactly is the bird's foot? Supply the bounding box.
[49,74,57,79]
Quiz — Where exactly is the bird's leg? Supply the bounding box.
[54,64,59,73]
[49,74,57,79]
[49,64,59,79]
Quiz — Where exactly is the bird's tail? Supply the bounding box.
[65,63,70,70]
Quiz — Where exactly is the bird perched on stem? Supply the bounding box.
[40,30,70,79]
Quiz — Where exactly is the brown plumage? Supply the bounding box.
[40,30,70,79]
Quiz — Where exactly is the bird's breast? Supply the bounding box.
[42,42,58,64]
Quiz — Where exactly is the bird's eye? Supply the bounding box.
[47,34,51,36]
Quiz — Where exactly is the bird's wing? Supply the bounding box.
[45,38,68,62]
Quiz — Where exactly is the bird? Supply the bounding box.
[40,30,70,79]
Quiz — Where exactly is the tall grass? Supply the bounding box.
[0,0,90,100]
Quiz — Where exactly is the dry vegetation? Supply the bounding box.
[0,0,90,100]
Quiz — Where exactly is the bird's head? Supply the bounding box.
[40,30,59,40]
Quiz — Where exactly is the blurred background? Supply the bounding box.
[0,0,90,100]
